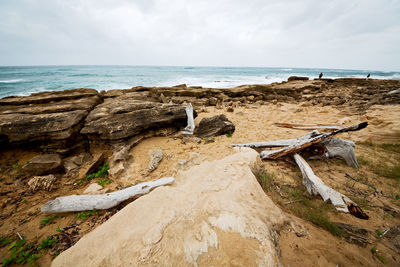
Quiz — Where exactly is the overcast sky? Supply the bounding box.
[0,0,399,71]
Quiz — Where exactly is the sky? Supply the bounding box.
[0,0,399,71]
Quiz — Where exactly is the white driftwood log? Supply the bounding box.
[41,177,175,213]
[181,103,195,135]
[294,154,368,219]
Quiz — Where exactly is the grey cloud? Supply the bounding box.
[0,0,399,70]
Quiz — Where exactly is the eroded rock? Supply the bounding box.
[52,148,289,267]
[196,114,235,138]
[81,99,191,141]
[23,154,62,176]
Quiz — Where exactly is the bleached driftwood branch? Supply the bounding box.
[181,103,195,135]
[274,122,343,131]
[260,122,368,160]
[294,153,368,219]
[234,131,319,149]
[41,177,175,213]
[321,138,358,168]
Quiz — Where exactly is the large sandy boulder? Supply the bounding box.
[52,148,289,267]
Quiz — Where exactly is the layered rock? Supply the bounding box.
[81,98,191,141]
[0,89,101,152]
[52,148,289,267]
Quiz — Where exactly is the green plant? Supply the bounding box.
[40,214,57,226]
[85,162,110,180]
[56,227,63,232]
[21,199,27,204]
[11,162,20,168]
[375,229,383,236]
[98,178,111,187]
[37,236,58,251]
[371,247,376,254]
[396,195,400,200]
[2,239,41,266]
[377,255,387,264]
[381,143,400,153]
[76,209,98,221]
[0,237,11,247]
[225,133,233,138]
[25,160,30,165]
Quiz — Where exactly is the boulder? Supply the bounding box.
[196,114,235,138]
[27,174,57,191]
[23,154,62,176]
[52,148,289,267]
[81,98,193,141]
[83,183,108,195]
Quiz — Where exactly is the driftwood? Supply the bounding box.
[260,122,368,159]
[232,131,319,149]
[322,138,358,168]
[181,103,195,135]
[41,177,174,213]
[294,153,368,219]
[274,122,343,131]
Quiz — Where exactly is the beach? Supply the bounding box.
[0,78,399,266]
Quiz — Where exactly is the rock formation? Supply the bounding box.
[52,148,289,267]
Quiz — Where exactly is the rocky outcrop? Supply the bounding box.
[52,148,289,267]
[23,154,62,176]
[196,114,235,138]
[148,149,163,172]
[0,89,101,153]
[288,76,309,81]
[81,98,192,141]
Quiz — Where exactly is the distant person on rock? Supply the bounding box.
[319,72,323,79]
[367,73,370,79]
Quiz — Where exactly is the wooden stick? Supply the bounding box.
[41,177,175,213]
[294,153,368,219]
[274,122,343,131]
[261,122,368,160]
[233,130,320,149]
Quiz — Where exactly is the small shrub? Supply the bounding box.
[225,133,233,138]
[40,214,57,226]
[98,178,111,187]
[377,255,387,264]
[76,209,98,221]
[2,239,41,266]
[85,162,110,180]
[370,247,376,254]
[11,162,20,168]
[37,236,58,251]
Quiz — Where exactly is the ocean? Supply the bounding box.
[0,65,399,99]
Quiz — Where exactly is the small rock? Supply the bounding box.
[181,136,202,145]
[226,107,234,112]
[148,149,163,172]
[23,154,62,176]
[196,114,235,138]
[247,95,255,101]
[84,183,107,194]
[209,97,218,106]
[28,175,57,191]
